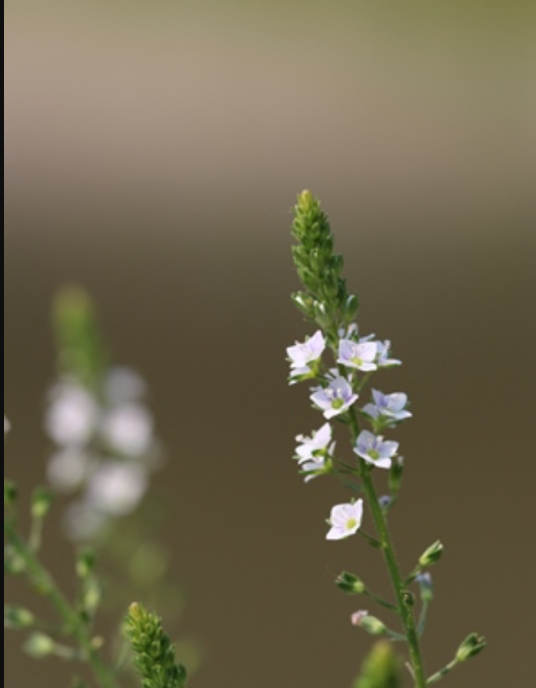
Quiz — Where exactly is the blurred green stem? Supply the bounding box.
[426,659,459,684]
[4,519,121,688]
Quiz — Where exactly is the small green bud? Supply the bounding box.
[352,611,387,636]
[456,633,487,663]
[291,292,316,319]
[31,488,54,520]
[335,572,366,595]
[81,578,102,616]
[418,540,444,568]
[354,641,402,688]
[24,632,56,658]
[4,545,26,575]
[76,548,97,579]
[4,605,36,629]
[344,295,360,324]
[4,480,17,506]
[388,457,404,496]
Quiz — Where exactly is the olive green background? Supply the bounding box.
[4,2,535,687]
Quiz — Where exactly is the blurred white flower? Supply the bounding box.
[101,404,154,457]
[85,462,149,517]
[64,502,108,541]
[47,449,92,492]
[5,416,11,434]
[45,384,98,447]
[104,367,147,404]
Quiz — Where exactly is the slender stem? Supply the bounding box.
[363,589,399,613]
[5,520,121,688]
[426,659,459,684]
[348,409,427,688]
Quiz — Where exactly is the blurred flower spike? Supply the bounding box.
[44,287,162,541]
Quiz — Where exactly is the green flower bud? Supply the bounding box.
[335,572,366,595]
[4,480,17,506]
[24,632,56,658]
[456,633,487,663]
[4,605,36,629]
[344,295,360,324]
[76,548,97,579]
[31,488,54,520]
[418,540,444,568]
[352,612,387,637]
[388,457,404,496]
[4,545,26,575]
[81,578,102,616]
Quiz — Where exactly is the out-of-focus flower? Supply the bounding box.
[45,384,98,447]
[85,462,149,517]
[101,404,154,457]
[47,449,92,492]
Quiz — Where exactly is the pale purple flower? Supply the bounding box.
[326,500,364,540]
[295,423,333,461]
[376,341,401,367]
[311,376,358,419]
[363,390,412,423]
[338,339,378,372]
[354,430,399,469]
[287,330,326,370]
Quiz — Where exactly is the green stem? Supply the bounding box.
[426,659,459,684]
[348,410,427,688]
[5,520,121,688]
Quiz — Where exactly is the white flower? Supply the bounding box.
[85,463,149,516]
[300,457,329,482]
[63,502,108,542]
[4,416,11,434]
[101,404,154,457]
[326,500,364,540]
[104,368,147,404]
[45,384,98,447]
[47,449,92,492]
[287,331,326,370]
[295,423,333,461]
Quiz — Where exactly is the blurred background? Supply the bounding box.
[4,1,535,686]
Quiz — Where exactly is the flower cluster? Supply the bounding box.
[288,328,410,539]
[45,367,161,540]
